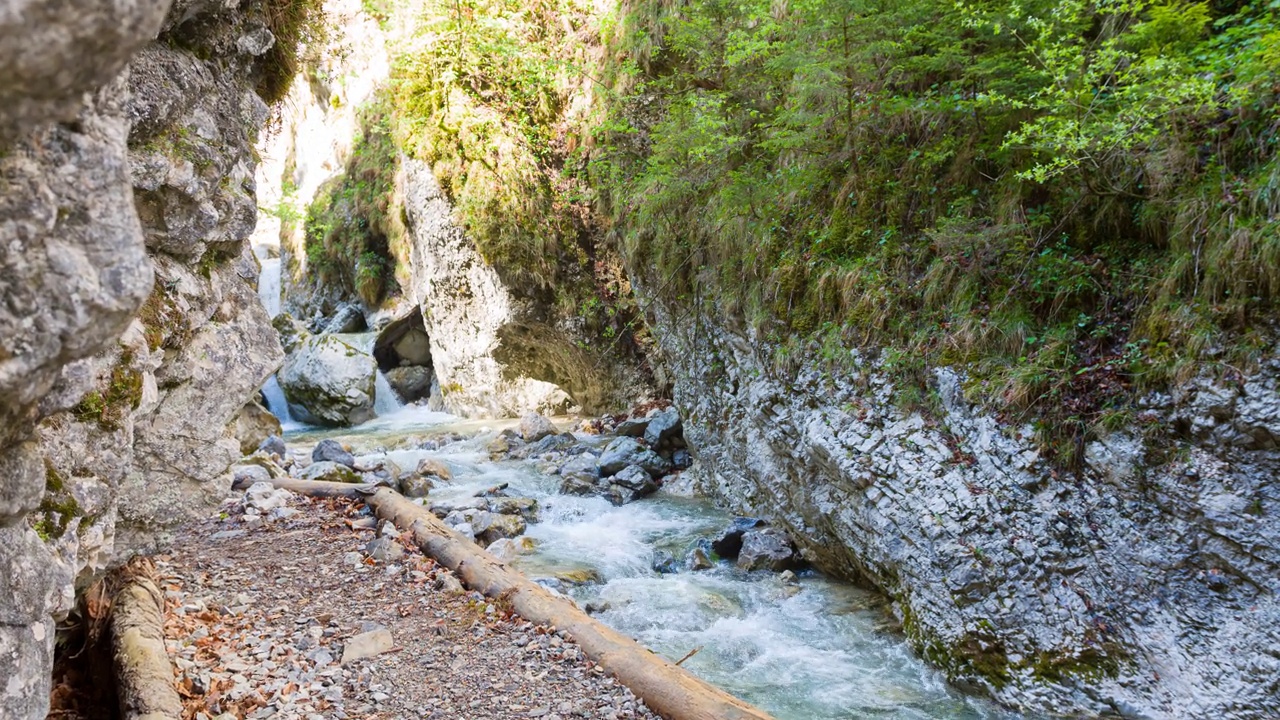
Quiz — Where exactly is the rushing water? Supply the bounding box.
[283,414,1027,720]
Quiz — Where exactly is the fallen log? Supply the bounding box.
[364,487,776,720]
[111,568,182,720]
[229,476,378,497]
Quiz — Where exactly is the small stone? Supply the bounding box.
[340,629,394,665]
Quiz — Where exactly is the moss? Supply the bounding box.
[32,462,81,541]
[138,281,194,352]
[254,0,328,106]
[68,350,144,432]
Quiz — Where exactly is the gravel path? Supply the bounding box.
[157,490,661,720]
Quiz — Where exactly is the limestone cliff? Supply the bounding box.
[649,300,1280,719]
[0,1,289,716]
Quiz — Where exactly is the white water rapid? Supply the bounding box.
[286,415,1028,720]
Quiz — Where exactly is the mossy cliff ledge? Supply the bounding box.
[0,1,288,717]
[652,301,1280,718]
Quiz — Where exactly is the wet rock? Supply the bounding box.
[414,457,453,482]
[486,497,540,522]
[299,461,362,484]
[399,475,433,498]
[278,334,376,427]
[428,497,487,518]
[560,475,604,497]
[614,417,650,437]
[612,465,657,491]
[651,551,680,574]
[473,513,527,546]
[643,408,684,449]
[487,536,539,560]
[552,568,603,585]
[514,432,579,460]
[519,413,558,442]
[385,366,432,403]
[710,517,767,559]
[340,628,394,665]
[487,430,520,460]
[685,539,716,571]
[312,438,357,468]
[257,434,287,458]
[737,528,801,572]
[779,570,799,585]
[597,437,672,478]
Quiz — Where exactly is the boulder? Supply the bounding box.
[737,528,801,571]
[414,457,453,482]
[597,437,672,478]
[686,541,715,571]
[614,416,650,437]
[322,303,367,334]
[512,431,579,460]
[711,517,767,559]
[428,497,487,518]
[399,475,433,498]
[607,482,653,506]
[672,448,693,470]
[244,481,293,513]
[312,438,356,468]
[644,407,684,449]
[558,454,600,479]
[519,413,558,442]
[487,536,539,560]
[272,312,310,354]
[232,400,282,455]
[612,464,657,491]
[385,366,432,402]
[233,465,271,487]
[279,334,377,427]
[299,461,362,484]
[257,434,287,458]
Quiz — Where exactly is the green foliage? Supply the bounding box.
[256,0,329,105]
[594,0,1279,462]
[303,99,404,307]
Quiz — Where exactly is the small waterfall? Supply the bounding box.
[261,374,299,429]
[257,256,282,318]
[374,370,404,416]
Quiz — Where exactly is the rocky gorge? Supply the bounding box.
[2,0,1279,719]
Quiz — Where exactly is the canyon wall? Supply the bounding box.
[0,1,287,715]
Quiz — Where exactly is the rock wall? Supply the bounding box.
[0,2,285,716]
[649,303,1280,719]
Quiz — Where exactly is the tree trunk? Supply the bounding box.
[111,574,182,720]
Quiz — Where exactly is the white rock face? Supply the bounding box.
[400,158,572,417]
[647,298,1280,719]
[279,334,376,426]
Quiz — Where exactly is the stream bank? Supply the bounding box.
[248,410,1023,720]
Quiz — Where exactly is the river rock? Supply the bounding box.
[643,407,684,449]
[312,438,357,468]
[686,542,715,571]
[597,437,672,478]
[614,417,650,437]
[711,517,767,559]
[385,366,432,402]
[279,334,376,427]
[257,434,287,458]
[486,496,540,522]
[651,551,680,574]
[429,497,487,518]
[414,457,453,482]
[399,475,433,498]
[560,475,604,496]
[737,528,801,571]
[519,412,559,442]
[299,461,361,484]
[487,536,539,560]
[473,512,527,545]
[341,628,394,665]
[672,448,692,470]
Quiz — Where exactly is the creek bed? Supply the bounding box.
[287,411,1025,720]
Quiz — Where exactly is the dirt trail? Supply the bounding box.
[156,491,660,720]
